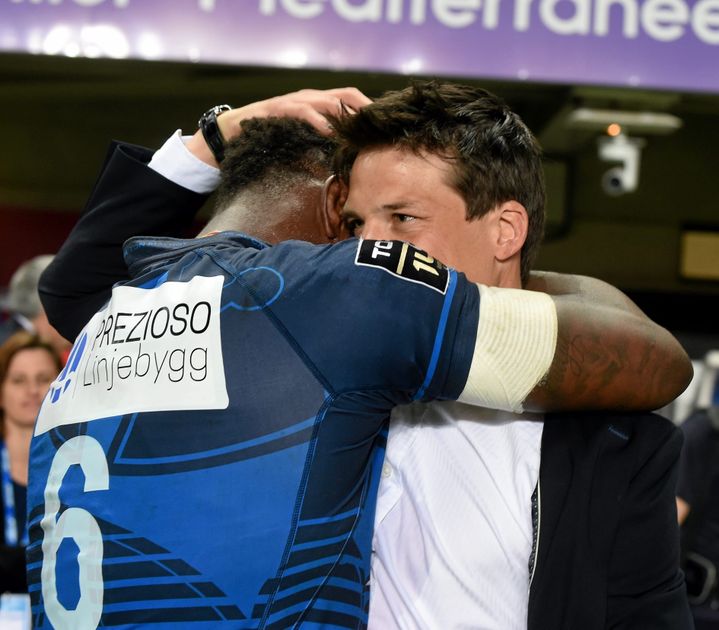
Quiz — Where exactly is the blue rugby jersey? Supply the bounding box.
[27,233,479,630]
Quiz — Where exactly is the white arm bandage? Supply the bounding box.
[458,284,558,413]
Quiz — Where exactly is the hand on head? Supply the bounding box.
[223,87,371,137]
[188,88,372,167]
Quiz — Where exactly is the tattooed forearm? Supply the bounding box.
[525,304,692,413]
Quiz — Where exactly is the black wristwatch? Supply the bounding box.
[198,104,232,163]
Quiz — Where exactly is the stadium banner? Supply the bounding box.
[1,0,718,93]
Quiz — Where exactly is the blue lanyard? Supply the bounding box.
[1,442,27,547]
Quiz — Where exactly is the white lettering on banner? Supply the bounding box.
[333,0,382,22]
[258,0,719,43]
[594,0,639,38]
[484,0,502,28]
[514,0,535,30]
[433,0,482,29]
[9,0,719,45]
[260,0,490,26]
[642,0,689,41]
[541,0,591,34]
[34,275,229,435]
[694,0,719,43]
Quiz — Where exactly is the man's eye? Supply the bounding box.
[343,218,362,236]
[394,214,415,223]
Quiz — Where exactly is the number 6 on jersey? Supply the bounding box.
[40,435,109,630]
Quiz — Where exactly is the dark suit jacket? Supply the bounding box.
[40,142,207,342]
[531,412,693,629]
[40,141,693,629]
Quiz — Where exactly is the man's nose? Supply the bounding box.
[361,219,389,242]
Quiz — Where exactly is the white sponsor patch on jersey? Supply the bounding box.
[35,275,228,435]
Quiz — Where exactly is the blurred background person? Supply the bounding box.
[0,331,62,593]
[0,256,71,365]
[677,350,719,630]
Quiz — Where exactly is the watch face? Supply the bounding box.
[211,104,232,117]
[198,105,232,127]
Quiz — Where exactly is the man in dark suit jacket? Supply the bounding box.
[531,413,688,629]
[40,87,692,629]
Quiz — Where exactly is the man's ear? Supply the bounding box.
[495,200,528,261]
[321,174,346,241]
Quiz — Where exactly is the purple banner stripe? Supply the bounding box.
[1,0,718,93]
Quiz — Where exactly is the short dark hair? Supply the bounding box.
[213,117,336,214]
[331,81,545,284]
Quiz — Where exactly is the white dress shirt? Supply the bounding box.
[370,402,543,629]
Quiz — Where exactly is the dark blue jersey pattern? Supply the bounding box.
[27,233,479,629]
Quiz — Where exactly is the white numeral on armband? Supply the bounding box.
[41,436,109,630]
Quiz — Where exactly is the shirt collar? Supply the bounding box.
[123,232,270,277]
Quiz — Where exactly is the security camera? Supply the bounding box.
[601,167,627,196]
[597,133,645,196]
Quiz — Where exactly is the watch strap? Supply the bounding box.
[199,104,232,163]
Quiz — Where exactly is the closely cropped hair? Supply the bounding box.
[331,81,545,284]
[213,117,336,215]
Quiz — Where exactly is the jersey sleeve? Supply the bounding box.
[255,237,557,411]
[255,237,480,405]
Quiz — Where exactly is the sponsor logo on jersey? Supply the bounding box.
[354,239,450,294]
[35,275,229,435]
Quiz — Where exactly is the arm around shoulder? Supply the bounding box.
[524,272,692,412]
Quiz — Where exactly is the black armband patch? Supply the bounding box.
[354,239,450,294]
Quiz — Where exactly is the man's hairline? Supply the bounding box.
[342,142,528,232]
